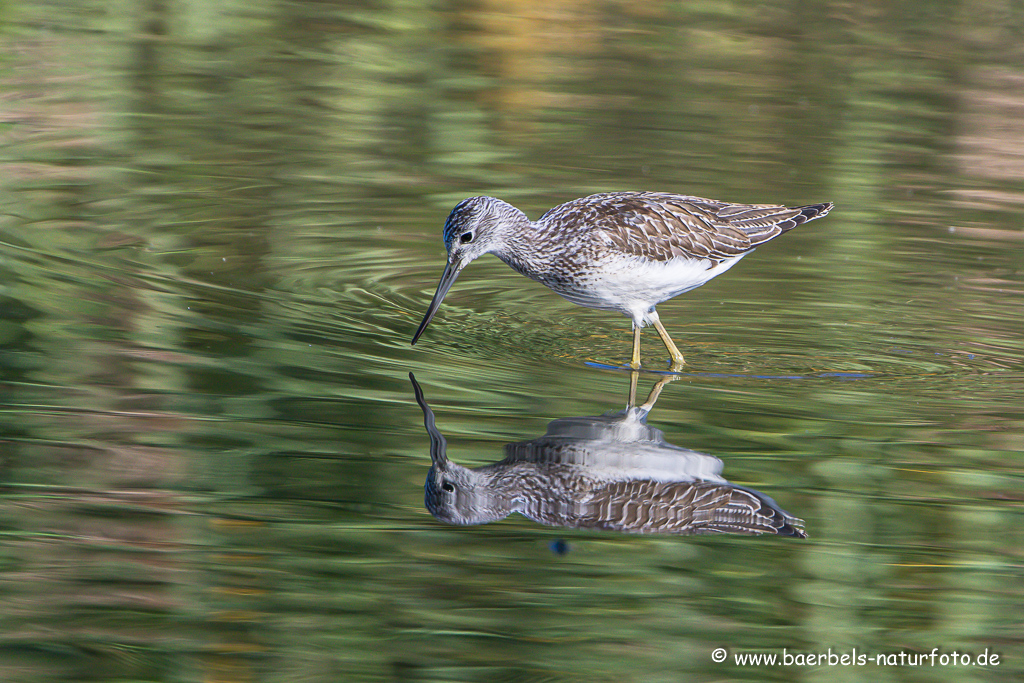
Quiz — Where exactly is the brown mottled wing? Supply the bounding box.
[576,480,807,537]
[541,192,832,262]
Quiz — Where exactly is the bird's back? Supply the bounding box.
[538,191,832,263]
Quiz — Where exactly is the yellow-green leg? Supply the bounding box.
[629,324,642,370]
[649,311,685,368]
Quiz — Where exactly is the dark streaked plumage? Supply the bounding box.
[541,192,829,263]
[412,191,833,368]
[411,372,806,538]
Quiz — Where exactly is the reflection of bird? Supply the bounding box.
[410,373,806,537]
[411,192,832,368]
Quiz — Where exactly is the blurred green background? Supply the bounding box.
[0,0,1022,681]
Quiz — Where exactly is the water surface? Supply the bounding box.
[1,1,1022,681]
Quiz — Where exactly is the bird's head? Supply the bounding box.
[412,197,527,344]
[410,372,512,526]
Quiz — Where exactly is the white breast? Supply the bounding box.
[553,253,747,325]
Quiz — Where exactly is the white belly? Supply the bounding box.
[554,253,747,325]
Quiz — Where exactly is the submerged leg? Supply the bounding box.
[638,374,681,412]
[629,323,642,370]
[629,372,679,411]
[648,309,685,367]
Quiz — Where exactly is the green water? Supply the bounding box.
[1,1,1022,681]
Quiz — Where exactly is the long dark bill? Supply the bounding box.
[409,372,448,467]
[411,261,462,345]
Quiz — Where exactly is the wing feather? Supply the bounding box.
[539,192,832,262]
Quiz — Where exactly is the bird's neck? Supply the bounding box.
[494,219,549,278]
[448,466,519,521]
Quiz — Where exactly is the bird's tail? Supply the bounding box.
[737,201,834,245]
[785,202,833,231]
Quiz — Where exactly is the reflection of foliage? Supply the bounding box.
[0,0,1022,681]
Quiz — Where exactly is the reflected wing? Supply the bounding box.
[579,480,807,537]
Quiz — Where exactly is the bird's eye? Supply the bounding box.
[459,232,473,244]
[441,481,455,493]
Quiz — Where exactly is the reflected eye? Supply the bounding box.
[441,481,455,493]
[459,232,473,244]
